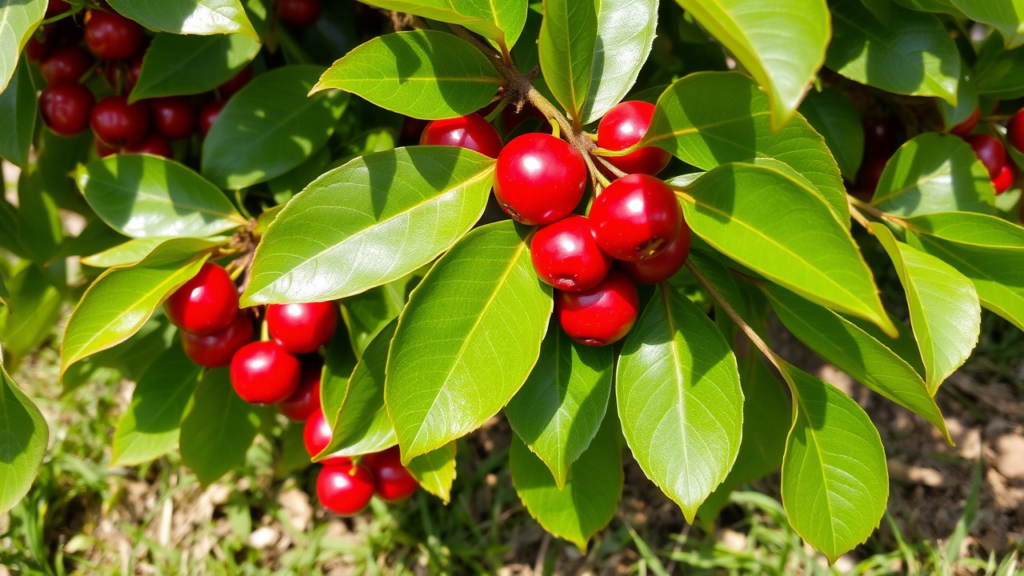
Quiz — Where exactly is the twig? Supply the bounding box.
[848,202,874,232]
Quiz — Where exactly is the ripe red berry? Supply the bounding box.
[589,173,684,262]
[218,66,252,98]
[597,101,670,176]
[277,0,322,27]
[198,100,225,136]
[494,133,588,225]
[862,116,904,157]
[40,45,92,85]
[618,223,691,284]
[150,96,196,140]
[556,270,639,347]
[84,9,145,60]
[363,446,418,502]
[949,107,980,136]
[266,302,338,354]
[967,134,1006,179]
[500,102,544,133]
[181,310,254,367]
[26,30,52,62]
[304,408,352,465]
[230,341,301,404]
[46,0,70,17]
[993,163,1015,195]
[164,263,238,335]
[530,216,611,291]
[420,113,504,158]
[317,464,375,516]
[95,137,118,158]
[40,81,94,136]
[126,55,143,92]
[125,133,173,157]
[91,96,149,148]
[1007,109,1024,154]
[277,362,322,421]
[400,116,429,143]
[856,154,888,198]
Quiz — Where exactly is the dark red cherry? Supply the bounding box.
[266,302,338,354]
[164,263,238,335]
[618,223,691,284]
[40,81,94,136]
[125,133,172,157]
[40,45,92,85]
[363,446,418,502]
[967,134,1006,179]
[862,116,904,158]
[304,408,352,465]
[26,28,52,62]
[218,66,252,98]
[856,154,888,199]
[150,96,196,140]
[494,133,588,225]
[181,310,254,368]
[400,116,429,144]
[949,107,980,136]
[229,341,301,404]
[317,464,375,516]
[46,0,70,17]
[277,362,322,422]
[95,137,118,158]
[276,0,322,27]
[91,95,149,148]
[589,173,684,262]
[420,113,503,158]
[994,163,1015,195]
[596,101,670,176]
[556,270,639,347]
[530,215,611,291]
[198,100,225,136]
[84,9,145,60]
[1007,109,1024,154]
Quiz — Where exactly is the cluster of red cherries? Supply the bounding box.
[420,100,692,347]
[163,262,417,516]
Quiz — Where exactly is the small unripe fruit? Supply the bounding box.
[150,96,196,140]
[266,302,338,354]
[91,96,149,148]
[530,216,611,291]
[40,45,92,85]
[317,464,375,516]
[949,107,980,136]
[556,270,639,346]
[125,133,173,158]
[494,133,588,225]
[277,362,322,422]
[230,341,301,404]
[164,263,239,335]
[181,310,254,367]
[967,134,1006,179]
[304,408,352,465]
[84,9,145,60]
[276,0,322,27]
[618,223,691,284]
[40,81,94,136]
[363,446,418,502]
[198,100,225,136]
[420,113,503,158]
[596,101,670,176]
[589,173,684,262]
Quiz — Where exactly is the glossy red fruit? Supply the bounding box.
[84,9,145,60]
[95,138,118,158]
[530,215,611,291]
[150,96,195,140]
[949,107,980,136]
[277,0,322,27]
[317,464,375,516]
[164,263,238,335]
[967,134,1006,179]
[126,55,143,92]
[198,100,226,136]
[420,113,503,158]
[994,163,1015,195]
[40,81,94,136]
[46,0,70,17]
[91,96,149,148]
[277,362,321,421]
[26,29,52,62]
[501,102,544,133]
[181,310,254,367]
[304,408,352,465]
[364,446,418,502]
[618,223,692,284]
[266,302,338,354]
[125,133,172,157]
[494,133,588,225]
[230,341,301,404]
[596,101,670,176]
[863,116,904,157]
[1007,109,1024,154]
[40,45,92,85]
[400,117,429,143]
[218,66,252,98]
[589,173,684,262]
[556,270,639,347]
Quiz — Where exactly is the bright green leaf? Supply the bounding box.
[539,0,597,122]
[941,64,979,132]
[130,32,261,101]
[949,0,1024,49]
[0,365,48,515]
[82,236,228,268]
[3,265,62,358]
[108,0,258,39]
[799,89,863,180]
[17,167,64,264]
[0,0,45,93]
[320,325,358,436]
[0,57,35,168]
[357,0,527,49]
[407,442,456,503]
[340,266,425,357]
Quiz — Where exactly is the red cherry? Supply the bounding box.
[589,173,684,262]
[40,45,92,85]
[556,270,639,346]
[420,113,503,159]
[1007,109,1024,154]
[994,163,1015,195]
[198,100,226,136]
[164,263,238,335]
[150,96,196,140]
[229,341,301,404]
[84,9,145,60]
[26,29,52,62]
[303,408,352,465]
[856,154,888,198]
[500,102,544,132]
[967,134,1006,179]
[266,302,338,354]
[618,223,691,284]
[91,96,149,148]
[277,362,321,421]
[218,66,252,98]
[125,133,172,157]
[46,0,70,17]
[125,55,143,93]
[494,133,588,225]
[596,101,670,176]
[400,117,429,143]
[181,310,254,367]
[276,0,322,27]
[949,107,980,136]
[862,116,904,157]
[530,215,611,291]
[363,446,418,502]
[40,81,94,136]
[95,137,118,158]
[317,464,375,516]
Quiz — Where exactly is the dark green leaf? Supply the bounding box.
[539,0,597,122]
[0,57,35,167]
[340,266,425,357]
[948,0,1024,49]
[974,40,1024,100]
[941,64,978,131]
[17,167,64,264]
[0,365,48,515]
[799,89,864,180]
[108,0,259,39]
[130,32,261,101]
[3,265,62,358]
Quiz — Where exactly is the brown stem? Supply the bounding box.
[847,194,908,228]
[848,202,874,232]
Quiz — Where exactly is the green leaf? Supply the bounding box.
[60,254,209,381]
[386,221,552,463]
[0,365,48,515]
[891,0,963,16]
[974,39,1024,100]
[676,0,830,130]
[17,167,64,264]
[539,0,597,122]
[616,283,743,522]
[826,0,959,104]
[0,57,35,168]
[267,146,330,204]
[82,236,228,268]
[340,266,425,357]
[407,442,456,504]
[680,162,895,336]
[2,265,62,358]
[179,368,265,486]
[243,147,495,305]
[510,409,622,551]
[75,155,245,239]
[871,223,979,395]
[357,0,527,49]
[0,272,7,307]
[779,363,888,564]
[108,0,258,39]
[130,32,261,101]
[310,31,501,121]
[763,283,951,441]
[0,0,45,93]
[276,421,311,475]
[643,72,848,224]
[505,324,612,488]
[940,64,978,132]
[111,342,201,466]
[871,133,995,217]
[203,65,349,189]
[799,89,863,180]
[948,0,1024,49]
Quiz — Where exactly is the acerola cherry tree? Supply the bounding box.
[2,0,1024,563]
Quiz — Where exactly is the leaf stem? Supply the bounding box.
[847,194,908,228]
